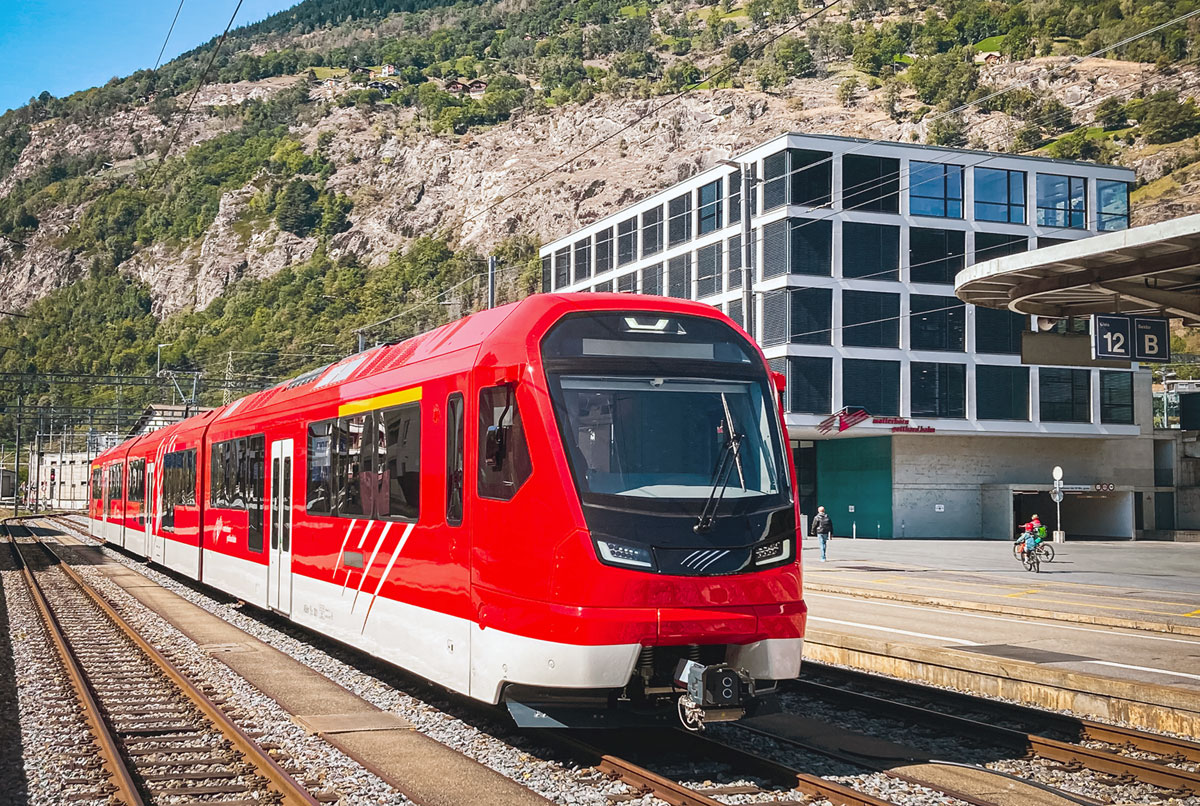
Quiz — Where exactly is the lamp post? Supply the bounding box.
[717,158,758,340]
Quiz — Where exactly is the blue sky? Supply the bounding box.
[0,0,300,114]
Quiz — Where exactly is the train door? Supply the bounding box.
[269,439,294,614]
[151,463,165,564]
[101,465,110,541]
[142,461,155,558]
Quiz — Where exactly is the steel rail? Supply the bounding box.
[8,516,321,806]
[546,728,899,806]
[3,519,146,806]
[789,677,1200,795]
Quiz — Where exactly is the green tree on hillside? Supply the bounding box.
[275,179,320,237]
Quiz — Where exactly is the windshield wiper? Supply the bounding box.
[694,393,745,533]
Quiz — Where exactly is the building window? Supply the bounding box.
[595,280,613,292]
[641,206,663,257]
[789,356,832,414]
[790,149,833,208]
[791,218,832,276]
[843,359,901,416]
[554,247,570,289]
[727,172,741,226]
[843,154,900,213]
[910,295,965,352]
[1038,237,1071,248]
[668,253,690,298]
[1039,368,1091,423]
[617,216,637,265]
[911,362,966,418]
[790,286,832,345]
[976,365,1029,420]
[541,255,550,293]
[762,289,789,347]
[1036,174,1086,229]
[573,238,591,283]
[843,290,900,348]
[842,222,899,280]
[727,234,742,289]
[1100,371,1134,424]
[763,151,788,210]
[975,307,1028,354]
[1097,180,1130,231]
[478,385,532,501]
[727,298,744,329]
[595,227,613,274]
[696,243,721,297]
[909,227,964,284]
[909,162,963,218]
[975,167,1026,224]
[617,272,636,293]
[762,219,789,279]
[698,179,723,235]
[668,193,692,246]
[975,231,1028,262]
[641,263,662,296]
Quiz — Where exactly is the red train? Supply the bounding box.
[89,294,806,729]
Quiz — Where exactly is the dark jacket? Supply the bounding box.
[811,512,833,535]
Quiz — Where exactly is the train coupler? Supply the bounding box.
[674,660,753,731]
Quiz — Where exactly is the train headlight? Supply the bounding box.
[752,538,790,567]
[593,537,656,570]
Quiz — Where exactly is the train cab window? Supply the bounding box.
[478,385,532,501]
[446,393,465,525]
[128,459,146,503]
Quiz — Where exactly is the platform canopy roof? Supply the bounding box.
[955,214,1200,325]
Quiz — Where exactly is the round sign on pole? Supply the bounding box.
[1052,466,1063,481]
[1051,488,1064,503]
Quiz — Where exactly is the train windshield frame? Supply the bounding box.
[541,312,792,516]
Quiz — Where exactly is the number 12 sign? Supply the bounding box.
[1093,314,1171,362]
[1093,314,1131,360]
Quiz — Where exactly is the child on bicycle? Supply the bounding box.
[1015,515,1045,555]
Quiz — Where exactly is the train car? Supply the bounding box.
[90,294,806,729]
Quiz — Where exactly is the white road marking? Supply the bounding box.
[808,592,1200,646]
[808,617,978,645]
[1084,661,1200,683]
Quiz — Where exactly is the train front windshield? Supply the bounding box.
[542,313,791,515]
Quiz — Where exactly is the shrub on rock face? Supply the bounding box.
[275,179,320,237]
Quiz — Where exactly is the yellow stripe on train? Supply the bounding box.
[338,386,422,417]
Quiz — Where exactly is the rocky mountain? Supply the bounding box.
[1,0,1199,409]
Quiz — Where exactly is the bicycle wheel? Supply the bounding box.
[1012,542,1023,560]
[1039,543,1055,562]
[1023,552,1039,572]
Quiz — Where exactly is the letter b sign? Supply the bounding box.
[1133,317,1170,363]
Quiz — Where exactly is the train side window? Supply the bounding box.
[307,421,334,514]
[246,435,265,553]
[128,459,145,503]
[91,468,102,500]
[335,413,368,517]
[478,385,532,501]
[446,393,464,525]
[381,403,420,521]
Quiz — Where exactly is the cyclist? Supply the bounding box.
[1015,514,1044,556]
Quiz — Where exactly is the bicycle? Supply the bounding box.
[1012,534,1055,563]
[1015,533,1042,572]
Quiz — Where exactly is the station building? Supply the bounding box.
[539,133,1164,539]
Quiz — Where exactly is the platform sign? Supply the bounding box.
[1132,317,1170,363]
[1092,314,1132,360]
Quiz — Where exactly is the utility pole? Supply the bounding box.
[741,163,757,341]
[33,420,41,514]
[357,331,366,353]
[224,350,234,405]
[13,397,20,516]
[487,255,497,309]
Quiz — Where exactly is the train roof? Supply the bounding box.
[92,293,737,462]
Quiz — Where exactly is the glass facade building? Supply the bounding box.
[540,134,1155,538]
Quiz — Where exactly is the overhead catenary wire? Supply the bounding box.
[153,0,188,72]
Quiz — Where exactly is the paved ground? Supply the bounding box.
[799,536,1200,697]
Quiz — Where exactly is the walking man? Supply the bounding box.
[810,506,833,562]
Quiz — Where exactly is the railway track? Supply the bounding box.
[765,664,1200,802]
[3,517,321,806]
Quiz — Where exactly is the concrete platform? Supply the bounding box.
[800,537,1200,735]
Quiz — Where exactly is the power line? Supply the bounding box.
[154,0,188,72]
[151,0,245,180]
